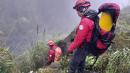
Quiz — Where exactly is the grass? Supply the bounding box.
[16,42,48,73]
[105,48,130,73]
[0,48,19,73]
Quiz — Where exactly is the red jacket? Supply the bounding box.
[47,45,62,64]
[67,16,107,53]
[47,46,56,64]
[68,16,94,53]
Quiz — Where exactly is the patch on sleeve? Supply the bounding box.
[79,25,84,30]
[49,55,52,57]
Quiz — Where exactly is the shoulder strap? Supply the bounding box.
[91,56,99,69]
[84,9,98,21]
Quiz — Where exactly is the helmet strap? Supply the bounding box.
[83,7,89,15]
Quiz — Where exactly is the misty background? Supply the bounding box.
[0,0,129,55]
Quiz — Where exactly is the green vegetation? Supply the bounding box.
[0,48,19,73]
[16,42,48,73]
[105,48,130,73]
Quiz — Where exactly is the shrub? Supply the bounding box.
[17,42,48,73]
[59,55,69,72]
[37,67,62,73]
[0,48,19,73]
[55,40,67,55]
[105,48,130,73]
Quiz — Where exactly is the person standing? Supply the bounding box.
[67,0,94,73]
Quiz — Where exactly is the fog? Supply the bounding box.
[0,0,129,55]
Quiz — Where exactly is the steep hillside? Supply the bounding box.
[117,6,130,33]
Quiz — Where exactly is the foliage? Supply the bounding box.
[105,48,130,73]
[94,53,110,73]
[59,55,69,73]
[16,42,48,73]
[55,40,67,55]
[0,48,19,73]
[37,67,62,73]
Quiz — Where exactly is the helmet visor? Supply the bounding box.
[73,1,90,9]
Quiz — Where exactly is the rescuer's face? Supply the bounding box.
[77,11,83,17]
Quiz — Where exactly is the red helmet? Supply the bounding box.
[48,40,55,46]
[73,0,91,9]
[99,3,120,23]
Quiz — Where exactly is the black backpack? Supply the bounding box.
[84,3,120,56]
[83,10,114,57]
[83,3,120,68]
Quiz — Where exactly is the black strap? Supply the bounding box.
[91,56,99,69]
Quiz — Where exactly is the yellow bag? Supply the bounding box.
[99,12,113,32]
